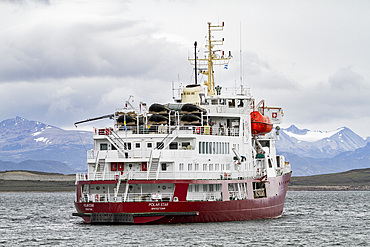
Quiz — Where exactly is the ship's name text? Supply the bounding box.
[148,202,168,207]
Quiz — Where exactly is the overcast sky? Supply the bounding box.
[1,0,370,137]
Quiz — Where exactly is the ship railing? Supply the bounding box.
[186,192,222,201]
[80,193,112,203]
[283,162,291,174]
[76,172,122,181]
[94,126,239,137]
[79,192,174,203]
[87,150,97,159]
[124,193,173,202]
[77,170,273,182]
[91,150,151,161]
[188,126,239,137]
[218,86,251,96]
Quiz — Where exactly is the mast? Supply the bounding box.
[188,22,232,96]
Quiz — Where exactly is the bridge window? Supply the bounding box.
[203,164,207,171]
[161,163,167,171]
[179,163,184,171]
[228,99,235,108]
[100,143,108,150]
[188,163,192,171]
[215,164,220,171]
[124,143,132,150]
[182,142,191,149]
[237,99,244,108]
[170,142,178,150]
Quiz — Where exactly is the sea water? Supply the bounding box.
[0,191,368,246]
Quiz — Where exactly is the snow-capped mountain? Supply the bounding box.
[0,118,369,176]
[0,117,93,171]
[276,125,369,176]
[276,125,367,158]
[280,142,370,176]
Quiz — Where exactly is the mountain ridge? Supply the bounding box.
[0,117,369,176]
[0,116,93,172]
[277,124,368,158]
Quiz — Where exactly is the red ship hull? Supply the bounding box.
[74,172,291,224]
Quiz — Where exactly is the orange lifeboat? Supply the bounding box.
[251,111,273,135]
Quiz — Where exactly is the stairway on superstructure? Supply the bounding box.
[147,127,179,179]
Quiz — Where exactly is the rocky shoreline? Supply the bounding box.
[0,171,75,192]
[288,185,370,191]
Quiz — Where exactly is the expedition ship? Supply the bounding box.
[73,22,292,224]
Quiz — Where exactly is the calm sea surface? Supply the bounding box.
[0,191,368,246]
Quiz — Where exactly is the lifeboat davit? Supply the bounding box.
[251,111,273,135]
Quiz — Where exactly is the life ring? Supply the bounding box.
[196,127,201,134]
[95,194,99,201]
[272,112,277,118]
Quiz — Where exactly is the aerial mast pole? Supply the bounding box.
[194,41,198,85]
[207,22,214,95]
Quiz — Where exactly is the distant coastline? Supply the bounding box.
[1,169,369,192]
[0,170,75,192]
[289,168,370,191]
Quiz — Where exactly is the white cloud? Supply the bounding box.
[1,0,370,137]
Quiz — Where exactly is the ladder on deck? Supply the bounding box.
[105,129,127,157]
[146,127,179,180]
[147,150,161,179]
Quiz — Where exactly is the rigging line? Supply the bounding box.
[75,126,88,153]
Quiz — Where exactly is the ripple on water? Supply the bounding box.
[0,191,369,246]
